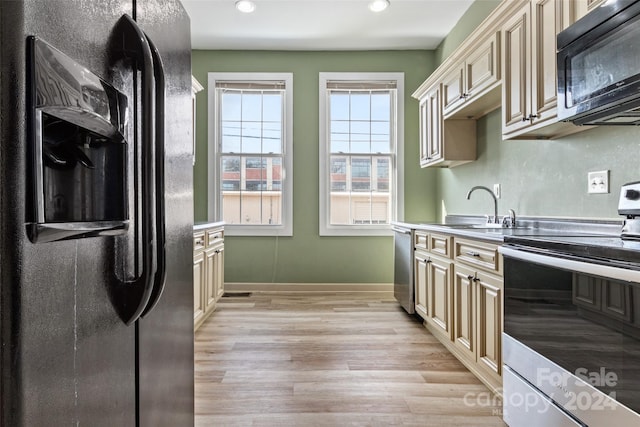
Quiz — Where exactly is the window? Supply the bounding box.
[319,73,404,236]
[208,73,293,236]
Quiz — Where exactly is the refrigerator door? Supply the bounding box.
[1,1,137,426]
[135,1,194,426]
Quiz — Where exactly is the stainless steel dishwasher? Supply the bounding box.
[393,225,414,314]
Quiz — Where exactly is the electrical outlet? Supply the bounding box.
[588,170,609,194]
[493,183,501,199]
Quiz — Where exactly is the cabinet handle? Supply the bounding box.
[467,274,474,280]
[195,239,204,246]
[465,251,481,257]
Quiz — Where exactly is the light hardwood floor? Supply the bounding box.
[195,292,506,426]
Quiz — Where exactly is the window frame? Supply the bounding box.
[319,72,404,237]
[208,72,294,236]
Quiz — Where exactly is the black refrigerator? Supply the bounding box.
[0,1,194,425]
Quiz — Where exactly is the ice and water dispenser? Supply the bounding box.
[27,37,129,243]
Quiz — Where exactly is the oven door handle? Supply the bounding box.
[499,246,640,284]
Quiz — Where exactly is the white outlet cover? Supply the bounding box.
[493,183,501,199]
[588,170,609,194]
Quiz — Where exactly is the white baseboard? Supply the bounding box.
[224,282,393,293]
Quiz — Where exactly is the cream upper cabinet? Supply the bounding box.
[442,31,501,119]
[191,76,204,166]
[574,0,605,21]
[418,83,476,168]
[502,0,587,140]
[419,85,442,166]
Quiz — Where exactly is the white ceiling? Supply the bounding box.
[182,0,475,51]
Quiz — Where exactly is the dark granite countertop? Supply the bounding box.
[393,215,622,243]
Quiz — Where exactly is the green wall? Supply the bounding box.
[436,111,640,221]
[192,50,436,283]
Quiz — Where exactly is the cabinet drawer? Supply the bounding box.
[454,238,502,275]
[429,233,453,258]
[415,231,428,250]
[193,232,206,252]
[206,228,224,247]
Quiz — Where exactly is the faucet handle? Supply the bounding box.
[502,209,517,227]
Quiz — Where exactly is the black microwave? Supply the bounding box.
[557,0,640,126]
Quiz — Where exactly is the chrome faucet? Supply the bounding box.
[502,209,517,228]
[466,185,499,225]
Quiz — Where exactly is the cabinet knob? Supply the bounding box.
[465,251,481,257]
[467,274,474,280]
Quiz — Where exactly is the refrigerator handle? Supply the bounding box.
[141,33,167,318]
[110,14,158,325]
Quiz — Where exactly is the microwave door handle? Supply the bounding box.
[111,14,158,325]
[141,32,167,318]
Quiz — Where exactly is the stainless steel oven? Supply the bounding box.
[500,237,640,426]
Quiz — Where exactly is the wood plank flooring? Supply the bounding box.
[195,292,506,426]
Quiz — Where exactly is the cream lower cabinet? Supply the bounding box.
[414,244,455,339]
[194,225,225,331]
[193,246,206,327]
[414,249,429,320]
[454,264,503,388]
[414,230,503,393]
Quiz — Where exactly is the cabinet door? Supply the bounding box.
[420,85,442,166]
[414,250,430,320]
[573,274,601,310]
[602,280,632,322]
[442,64,465,115]
[427,256,454,339]
[530,0,568,127]
[214,245,225,301]
[194,251,206,329]
[502,4,531,135]
[453,264,476,360]
[204,247,217,314]
[476,272,502,381]
[466,32,500,100]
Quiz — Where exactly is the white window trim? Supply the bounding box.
[319,72,404,237]
[208,72,294,236]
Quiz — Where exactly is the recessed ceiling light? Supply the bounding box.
[369,0,389,12]
[235,0,256,13]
